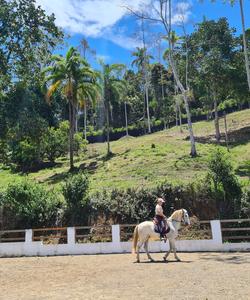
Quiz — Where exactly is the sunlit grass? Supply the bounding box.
[0,109,249,192]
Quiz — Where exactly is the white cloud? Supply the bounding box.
[36,0,192,49]
[36,0,147,36]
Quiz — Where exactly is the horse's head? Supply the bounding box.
[170,209,190,225]
[182,209,190,226]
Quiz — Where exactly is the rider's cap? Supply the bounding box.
[157,197,165,203]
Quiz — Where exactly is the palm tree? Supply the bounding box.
[77,38,97,135]
[78,79,100,140]
[43,47,99,170]
[131,47,153,134]
[100,62,126,155]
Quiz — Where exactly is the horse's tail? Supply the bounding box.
[132,225,139,254]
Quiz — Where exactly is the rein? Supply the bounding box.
[171,219,182,223]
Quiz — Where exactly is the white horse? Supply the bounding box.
[132,209,190,263]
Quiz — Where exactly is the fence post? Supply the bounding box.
[25,229,33,243]
[67,227,75,245]
[210,220,222,245]
[112,225,122,252]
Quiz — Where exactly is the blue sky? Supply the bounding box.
[36,0,250,69]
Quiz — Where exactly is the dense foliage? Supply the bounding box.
[0,180,64,229]
[0,2,249,228]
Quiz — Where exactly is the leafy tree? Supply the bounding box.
[189,18,236,141]
[126,1,197,156]
[41,121,69,163]
[0,0,63,89]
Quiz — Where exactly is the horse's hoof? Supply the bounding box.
[163,257,167,262]
[176,258,181,262]
[136,260,140,263]
[150,258,155,262]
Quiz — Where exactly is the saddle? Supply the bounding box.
[153,217,170,237]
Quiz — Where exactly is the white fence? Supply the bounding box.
[1,220,250,257]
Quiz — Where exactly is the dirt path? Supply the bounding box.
[0,252,249,300]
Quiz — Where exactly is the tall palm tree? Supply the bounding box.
[100,62,126,155]
[78,80,100,140]
[77,38,97,135]
[131,47,153,134]
[43,47,99,170]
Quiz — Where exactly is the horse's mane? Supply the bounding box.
[168,209,183,220]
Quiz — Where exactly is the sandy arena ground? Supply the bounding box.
[0,252,250,300]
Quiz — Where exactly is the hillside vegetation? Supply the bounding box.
[0,109,249,193]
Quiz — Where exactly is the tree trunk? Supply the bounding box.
[106,104,111,155]
[84,104,87,140]
[145,81,151,134]
[68,101,74,170]
[124,101,129,136]
[213,92,221,142]
[239,0,250,92]
[75,107,78,132]
[169,54,196,155]
[224,112,229,152]
[167,0,196,156]
[163,119,167,130]
[178,103,183,133]
[175,104,178,127]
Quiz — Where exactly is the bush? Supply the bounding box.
[11,138,41,171]
[90,180,218,224]
[240,188,250,218]
[0,139,9,164]
[207,148,242,218]
[73,132,88,156]
[62,172,90,225]
[42,121,69,162]
[0,180,64,229]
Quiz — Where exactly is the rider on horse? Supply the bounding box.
[155,197,168,239]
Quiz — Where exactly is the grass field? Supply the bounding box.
[0,109,249,192]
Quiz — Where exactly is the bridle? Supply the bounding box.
[171,209,186,224]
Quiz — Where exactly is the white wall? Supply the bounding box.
[1,220,250,257]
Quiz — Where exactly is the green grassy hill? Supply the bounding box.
[1,109,249,192]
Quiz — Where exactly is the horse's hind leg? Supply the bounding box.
[144,239,154,262]
[136,241,144,263]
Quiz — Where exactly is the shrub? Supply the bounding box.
[62,172,90,225]
[207,148,242,218]
[0,180,64,229]
[240,188,250,218]
[90,180,218,224]
[42,121,69,162]
[11,138,41,171]
[0,139,9,164]
[73,132,88,156]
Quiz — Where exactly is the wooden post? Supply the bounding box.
[223,112,229,152]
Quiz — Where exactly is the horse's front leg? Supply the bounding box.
[163,239,171,261]
[172,239,181,261]
[144,239,154,262]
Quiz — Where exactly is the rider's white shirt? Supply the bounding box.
[155,204,163,216]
